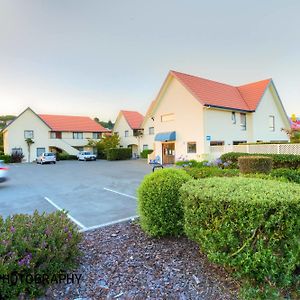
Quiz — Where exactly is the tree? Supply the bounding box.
[25,138,34,162]
[87,133,120,159]
[281,128,300,143]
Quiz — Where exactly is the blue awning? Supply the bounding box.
[155,131,176,142]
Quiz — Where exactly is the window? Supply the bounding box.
[36,148,45,157]
[124,130,129,137]
[50,132,62,139]
[149,127,154,135]
[143,144,148,151]
[73,132,83,139]
[269,115,275,131]
[24,130,34,139]
[187,142,197,153]
[12,147,23,155]
[232,112,236,124]
[240,113,247,131]
[93,132,101,139]
[233,141,247,145]
[161,113,175,122]
[210,141,225,146]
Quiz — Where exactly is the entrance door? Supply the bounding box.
[162,143,175,164]
[36,147,46,157]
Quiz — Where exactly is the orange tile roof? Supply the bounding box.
[38,114,109,132]
[170,71,271,111]
[121,110,144,129]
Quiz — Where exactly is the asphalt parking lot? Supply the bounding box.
[0,159,152,230]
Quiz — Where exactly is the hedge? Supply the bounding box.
[184,166,239,179]
[0,154,12,163]
[56,153,77,160]
[140,149,153,159]
[221,152,300,169]
[271,168,300,184]
[107,148,132,161]
[238,156,273,174]
[0,211,82,298]
[181,177,300,298]
[137,168,191,237]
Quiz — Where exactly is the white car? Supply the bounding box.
[36,152,56,164]
[77,151,97,161]
[0,160,9,183]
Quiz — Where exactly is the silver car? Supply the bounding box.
[0,160,9,182]
[77,151,97,161]
[36,152,56,165]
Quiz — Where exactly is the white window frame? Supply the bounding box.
[24,130,34,139]
[269,115,275,131]
[124,130,129,137]
[232,112,236,124]
[187,142,197,153]
[93,132,101,139]
[73,132,83,139]
[240,113,247,131]
[161,113,175,122]
[149,127,154,135]
[143,144,148,151]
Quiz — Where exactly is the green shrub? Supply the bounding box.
[181,177,300,298]
[176,159,208,168]
[138,168,191,237]
[107,148,132,161]
[240,172,289,183]
[0,154,11,163]
[271,168,300,184]
[57,153,77,160]
[238,156,273,174]
[184,166,239,179]
[140,149,153,159]
[0,211,82,298]
[221,152,300,169]
[10,152,24,163]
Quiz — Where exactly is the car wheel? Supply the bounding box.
[53,161,56,164]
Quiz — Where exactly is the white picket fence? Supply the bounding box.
[210,143,300,159]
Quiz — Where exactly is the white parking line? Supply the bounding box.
[44,196,87,230]
[103,188,137,199]
[80,215,138,232]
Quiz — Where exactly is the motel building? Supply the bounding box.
[143,70,290,164]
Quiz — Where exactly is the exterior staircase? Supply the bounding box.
[49,139,81,155]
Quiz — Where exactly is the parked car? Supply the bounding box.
[0,160,9,182]
[77,151,97,161]
[36,152,56,164]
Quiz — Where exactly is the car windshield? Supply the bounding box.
[84,152,91,155]
[45,153,55,156]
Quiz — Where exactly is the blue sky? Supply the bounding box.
[0,0,299,121]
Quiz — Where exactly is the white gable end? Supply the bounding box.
[252,84,290,142]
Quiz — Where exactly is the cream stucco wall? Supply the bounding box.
[3,108,103,162]
[113,114,141,156]
[141,117,155,151]
[252,85,290,142]
[152,77,205,162]
[203,108,251,148]
[3,109,51,162]
[149,76,290,163]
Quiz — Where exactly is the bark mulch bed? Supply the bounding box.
[45,221,240,299]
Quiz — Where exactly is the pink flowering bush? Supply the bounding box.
[0,210,82,298]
